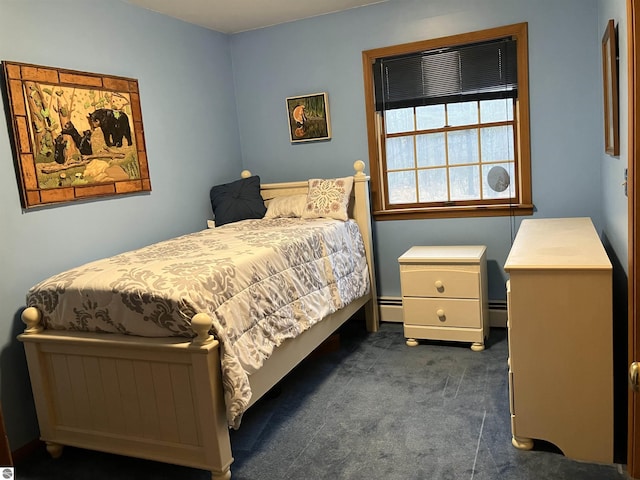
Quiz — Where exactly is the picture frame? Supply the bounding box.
[286,92,331,143]
[602,19,619,156]
[2,61,150,208]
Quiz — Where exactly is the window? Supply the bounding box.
[362,23,533,220]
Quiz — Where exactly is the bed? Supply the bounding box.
[18,160,378,480]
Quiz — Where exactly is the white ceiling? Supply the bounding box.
[126,0,389,34]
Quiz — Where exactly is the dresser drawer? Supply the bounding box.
[399,266,480,299]
[402,297,481,328]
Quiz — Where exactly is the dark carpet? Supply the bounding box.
[15,320,626,479]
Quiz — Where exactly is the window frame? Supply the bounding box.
[362,23,533,220]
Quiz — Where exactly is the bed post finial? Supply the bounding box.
[353,160,365,177]
[191,313,214,346]
[22,307,43,334]
[241,170,252,179]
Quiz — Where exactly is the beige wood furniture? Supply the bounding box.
[504,217,613,463]
[18,161,379,480]
[399,245,489,351]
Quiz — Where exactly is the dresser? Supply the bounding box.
[504,217,613,463]
[399,246,489,351]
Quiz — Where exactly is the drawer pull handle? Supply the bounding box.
[434,280,444,291]
[436,309,445,320]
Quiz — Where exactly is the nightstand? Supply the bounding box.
[398,245,489,351]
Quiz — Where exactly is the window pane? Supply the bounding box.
[447,129,479,165]
[447,101,478,127]
[480,99,514,123]
[480,125,514,162]
[386,137,415,170]
[418,168,448,202]
[385,108,414,134]
[483,162,515,199]
[450,165,480,200]
[388,171,417,204]
[416,104,445,130]
[416,133,445,167]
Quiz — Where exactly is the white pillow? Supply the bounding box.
[264,194,307,218]
[302,176,353,221]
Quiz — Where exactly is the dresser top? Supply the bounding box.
[398,245,486,264]
[504,217,611,270]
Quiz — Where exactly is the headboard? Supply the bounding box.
[245,160,378,331]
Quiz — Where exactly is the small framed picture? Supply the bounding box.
[602,19,619,156]
[285,92,331,143]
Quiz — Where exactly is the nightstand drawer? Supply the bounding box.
[402,297,481,328]
[399,267,480,299]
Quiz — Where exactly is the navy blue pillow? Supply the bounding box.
[209,175,266,226]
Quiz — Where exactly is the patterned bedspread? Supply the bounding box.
[26,217,370,428]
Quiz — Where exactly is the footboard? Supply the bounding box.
[18,308,233,480]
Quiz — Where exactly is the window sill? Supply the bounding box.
[372,204,534,221]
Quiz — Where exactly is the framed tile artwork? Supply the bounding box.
[2,61,150,208]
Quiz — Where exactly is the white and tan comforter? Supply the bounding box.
[26,217,370,428]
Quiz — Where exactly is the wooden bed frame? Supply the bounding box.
[18,160,379,480]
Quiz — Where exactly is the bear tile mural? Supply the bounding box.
[2,61,150,208]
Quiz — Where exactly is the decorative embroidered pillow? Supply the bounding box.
[302,176,353,221]
[264,194,307,218]
[209,175,266,226]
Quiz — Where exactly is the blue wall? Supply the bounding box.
[231,0,606,300]
[0,0,627,453]
[0,0,242,450]
[599,0,628,271]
